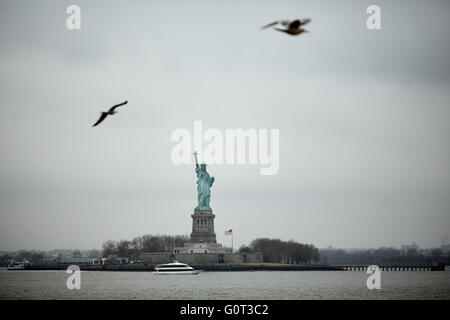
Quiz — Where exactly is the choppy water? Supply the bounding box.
[0,268,449,299]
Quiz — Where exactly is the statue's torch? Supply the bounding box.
[193,151,199,167]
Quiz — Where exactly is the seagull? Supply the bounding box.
[261,19,311,35]
[92,100,128,127]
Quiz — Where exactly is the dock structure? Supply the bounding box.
[335,264,445,271]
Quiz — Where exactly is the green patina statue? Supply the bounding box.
[193,151,215,211]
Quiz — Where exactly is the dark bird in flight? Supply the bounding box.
[92,100,128,127]
[261,19,311,35]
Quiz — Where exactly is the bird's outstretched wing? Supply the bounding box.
[108,100,128,112]
[93,112,108,127]
[261,21,279,29]
[300,18,311,26]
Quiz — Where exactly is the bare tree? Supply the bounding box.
[130,237,143,260]
[72,249,82,258]
[249,238,320,264]
[117,240,131,258]
[140,234,189,252]
[102,240,117,258]
[238,245,252,253]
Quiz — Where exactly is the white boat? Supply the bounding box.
[7,262,26,270]
[153,261,202,275]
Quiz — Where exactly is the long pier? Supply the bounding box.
[335,264,445,271]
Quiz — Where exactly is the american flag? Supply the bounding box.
[224,229,232,235]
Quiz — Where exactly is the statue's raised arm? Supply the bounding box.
[193,150,200,169]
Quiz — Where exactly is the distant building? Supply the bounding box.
[58,257,100,266]
[103,255,129,265]
[401,242,419,251]
[440,244,450,254]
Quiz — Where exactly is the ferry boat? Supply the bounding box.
[154,261,202,275]
[7,262,26,270]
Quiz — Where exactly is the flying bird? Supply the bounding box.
[261,19,311,35]
[92,100,128,127]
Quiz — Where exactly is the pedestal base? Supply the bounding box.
[190,209,216,243]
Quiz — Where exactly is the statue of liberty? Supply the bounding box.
[193,151,215,211]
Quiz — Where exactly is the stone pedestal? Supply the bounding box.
[190,209,216,244]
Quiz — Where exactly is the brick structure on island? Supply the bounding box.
[141,208,262,266]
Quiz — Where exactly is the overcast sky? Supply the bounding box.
[0,0,449,251]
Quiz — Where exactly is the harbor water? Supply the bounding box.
[1,268,449,299]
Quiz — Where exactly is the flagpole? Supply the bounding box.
[232,227,233,253]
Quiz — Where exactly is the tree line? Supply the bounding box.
[240,238,320,264]
[101,234,190,259]
[0,249,102,266]
[101,235,321,264]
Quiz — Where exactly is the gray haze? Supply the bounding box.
[0,0,449,251]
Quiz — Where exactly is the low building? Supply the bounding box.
[141,251,262,266]
[401,242,419,251]
[103,255,129,265]
[440,244,450,254]
[174,242,230,254]
[58,257,100,266]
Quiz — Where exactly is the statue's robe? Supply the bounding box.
[196,167,213,210]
